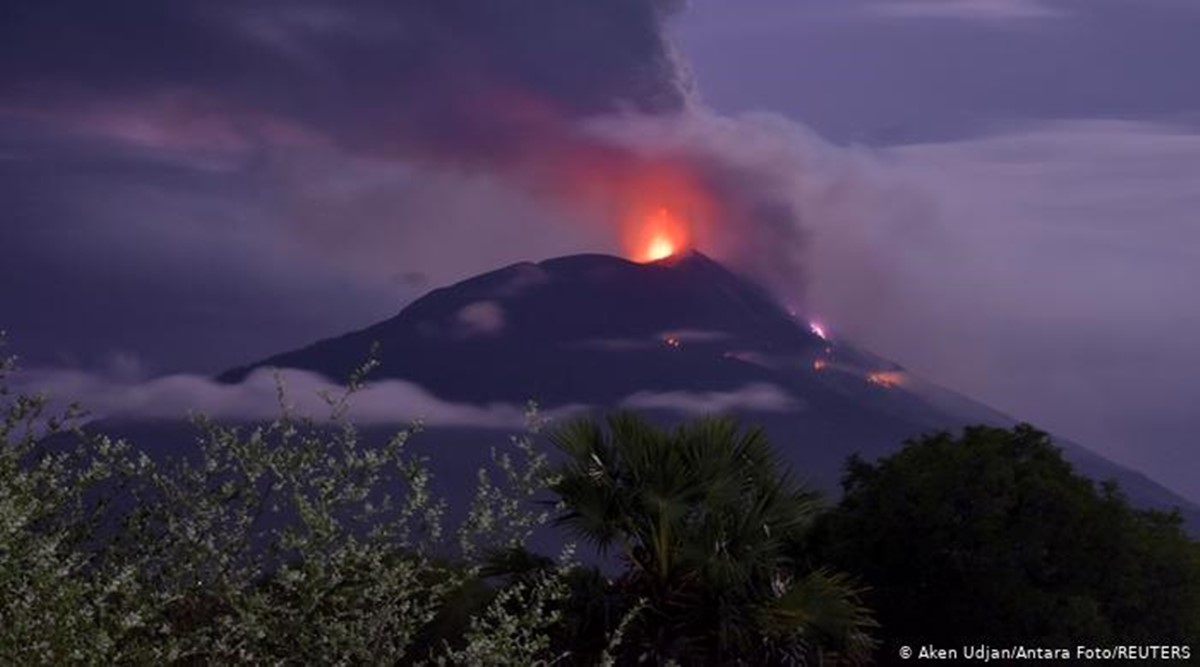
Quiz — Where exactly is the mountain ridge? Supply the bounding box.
[213,250,1200,531]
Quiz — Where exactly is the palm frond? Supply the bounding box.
[763,568,879,665]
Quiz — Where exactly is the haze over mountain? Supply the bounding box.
[4,0,1198,507]
[215,251,1200,533]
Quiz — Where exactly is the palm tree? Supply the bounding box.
[549,413,876,665]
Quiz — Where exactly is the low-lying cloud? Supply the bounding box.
[621,383,801,415]
[12,367,584,429]
[455,301,506,338]
[14,368,802,428]
[866,0,1062,21]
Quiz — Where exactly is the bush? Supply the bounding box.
[0,345,574,665]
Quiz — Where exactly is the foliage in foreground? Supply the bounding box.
[548,413,877,665]
[1,340,873,666]
[815,424,1200,656]
[0,346,572,665]
[6,328,1198,664]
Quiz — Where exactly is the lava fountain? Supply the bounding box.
[633,207,689,262]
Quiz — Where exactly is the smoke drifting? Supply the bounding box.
[1,0,906,375]
[7,0,1200,505]
[303,1,833,305]
[3,0,832,302]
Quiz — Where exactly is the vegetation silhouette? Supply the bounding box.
[547,413,877,665]
[3,335,1197,665]
[815,424,1200,660]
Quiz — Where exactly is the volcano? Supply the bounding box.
[212,251,1199,530]
[222,251,835,405]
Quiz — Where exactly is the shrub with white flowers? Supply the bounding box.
[0,338,574,665]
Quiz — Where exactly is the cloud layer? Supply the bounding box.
[866,0,1061,20]
[12,367,559,428]
[621,383,801,415]
[814,120,1200,501]
[13,366,799,427]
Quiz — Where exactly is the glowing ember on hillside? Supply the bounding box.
[809,322,829,341]
[867,371,905,388]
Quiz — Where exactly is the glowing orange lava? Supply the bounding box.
[867,371,905,388]
[645,235,676,261]
[631,207,689,262]
[601,160,712,263]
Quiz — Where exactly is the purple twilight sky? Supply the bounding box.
[1,0,1197,502]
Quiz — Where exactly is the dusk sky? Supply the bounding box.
[2,0,1198,502]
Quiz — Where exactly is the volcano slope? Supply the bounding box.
[99,251,1200,532]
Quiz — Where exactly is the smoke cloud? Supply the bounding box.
[0,0,1084,400]
[1,0,846,318]
[6,0,1199,505]
[0,0,1005,381]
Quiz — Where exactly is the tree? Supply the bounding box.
[549,413,876,665]
[814,424,1200,654]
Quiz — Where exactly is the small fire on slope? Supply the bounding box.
[867,371,905,389]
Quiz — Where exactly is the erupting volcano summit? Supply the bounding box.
[214,251,1200,533]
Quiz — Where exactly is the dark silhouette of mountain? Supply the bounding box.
[201,250,1196,531]
[221,252,818,404]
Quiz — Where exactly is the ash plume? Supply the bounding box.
[2,0,830,298]
[1,0,900,374]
